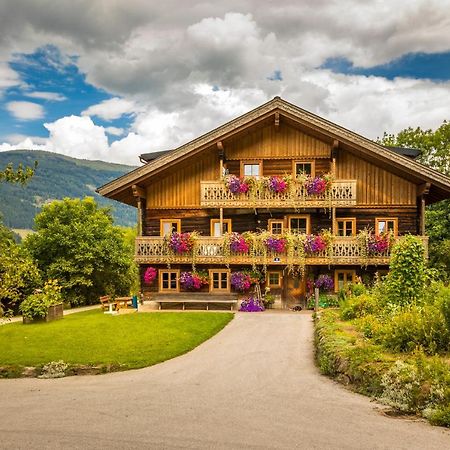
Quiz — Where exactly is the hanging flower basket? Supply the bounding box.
[168,232,195,254]
[304,234,327,254]
[224,175,250,194]
[368,233,392,255]
[144,267,157,284]
[231,272,252,292]
[228,232,250,254]
[267,176,289,194]
[305,174,333,196]
[314,274,334,292]
[179,271,208,290]
[265,236,287,253]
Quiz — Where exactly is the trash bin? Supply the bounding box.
[132,295,138,309]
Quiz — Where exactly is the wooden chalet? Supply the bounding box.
[98,97,450,308]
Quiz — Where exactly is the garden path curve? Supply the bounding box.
[0,312,449,449]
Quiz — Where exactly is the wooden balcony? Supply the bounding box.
[200,179,357,208]
[135,236,428,266]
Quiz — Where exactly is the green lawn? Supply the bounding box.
[0,310,233,377]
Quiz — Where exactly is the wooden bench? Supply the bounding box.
[152,293,238,311]
[99,295,113,311]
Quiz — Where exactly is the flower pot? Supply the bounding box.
[23,303,64,324]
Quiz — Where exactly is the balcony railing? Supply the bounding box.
[135,236,428,266]
[200,179,357,208]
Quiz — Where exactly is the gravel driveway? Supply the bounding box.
[0,312,449,449]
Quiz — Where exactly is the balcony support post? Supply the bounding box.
[420,195,426,235]
[219,207,224,236]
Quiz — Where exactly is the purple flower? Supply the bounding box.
[168,232,194,254]
[226,176,249,195]
[304,235,327,254]
[268,176,288,194]
[144,267,157,284]
[314,275,334,292]
[229,233,250,254]
[231,272,252,292]
[265,236,287,253]
[180,272,208,290]
[239,296,265,312]
[305,176,329,195]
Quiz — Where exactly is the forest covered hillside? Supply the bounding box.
[0,150,138,229]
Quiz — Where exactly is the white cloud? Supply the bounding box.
[105,126,124,136]
[25,91,66,101]
[82,97,136,121]
[6,101,44,120]
[0,62,20,91]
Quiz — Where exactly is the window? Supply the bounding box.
[267,271,282,288]
[293,161,315,177]
[375,218,398,236]
[241,161,262,178]
[160,270,179,292]
[210,270,230,292]
[210,219,232,237]
[334,270,356,292]
[335,218,356,237]
[268,219,284,235]
[160,219,181,236]
[288,215,310,234]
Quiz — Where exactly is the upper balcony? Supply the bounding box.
[200,179,357,208]
[135,235,428,266]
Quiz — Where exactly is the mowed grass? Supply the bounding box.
[0,310,233,376]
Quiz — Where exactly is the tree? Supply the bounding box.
[378,121,450,281]
[24,197,133,306]
[0,161,38,185]
[0,241,41,316]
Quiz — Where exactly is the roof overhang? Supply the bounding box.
[97,97,450,207]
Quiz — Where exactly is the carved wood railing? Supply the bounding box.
[200,179,357,208]
[135,236,428,265]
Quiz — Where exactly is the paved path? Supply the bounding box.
[0,313,448,449]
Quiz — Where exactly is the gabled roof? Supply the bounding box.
[97,97,450,205]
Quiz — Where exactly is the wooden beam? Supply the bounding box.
[132,184,146,199]
[217,141,224,152]
[420,195,426,235]
[274,112,280,129]
[137,198,143,236]
[417,182,431,197]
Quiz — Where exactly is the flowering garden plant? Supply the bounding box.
[239,296,265,312]
[368,233,392,255]
[267,176,289,194]
[314,274,334,292]
[224,175,250,194]
[168,232,195,254]
[305,174,333,195]
[228,232,250,254]
[304,234,327,254]
[265,235,287,253]
[144,267,157,284]
[180,271,208,290]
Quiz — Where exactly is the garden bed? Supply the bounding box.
[315,310,450,427]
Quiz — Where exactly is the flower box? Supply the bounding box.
[23,303,64,324]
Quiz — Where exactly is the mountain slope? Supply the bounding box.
[0,150,138,229]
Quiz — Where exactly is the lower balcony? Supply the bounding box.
[135,235,428,266]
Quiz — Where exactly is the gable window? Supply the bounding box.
[293,161,315,177]
[241,161,262,178]
[288,215,310,234]
[335,218,356,237]
[334,270,356,292]
[268,219,284,235]
[210,219,232,237]
[160,219,181,236]
[267,271,282,288]
[210,270,230,292]
[160,270,179,292]
[375,218,398,237]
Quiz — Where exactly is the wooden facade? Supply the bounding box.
[98,97,450,308]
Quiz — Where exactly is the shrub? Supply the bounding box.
[19,279,62,319]
[385,235,427,306]
[340,293,379,320]
[437,286,450,330]
[356,315,383,339]
[381,305,449,354]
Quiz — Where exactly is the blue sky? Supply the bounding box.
[0,1,448,164]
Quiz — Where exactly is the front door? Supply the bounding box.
[285,272,307,308]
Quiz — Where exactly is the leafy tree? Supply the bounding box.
[0,161,38,185]
[379,121,450,280]
[24,197,133,306]
[0,241,41,316]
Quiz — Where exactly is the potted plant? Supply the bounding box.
[20,279,63,324]
[263,287,275,309]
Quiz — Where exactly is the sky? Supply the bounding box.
[0,0,449,165]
